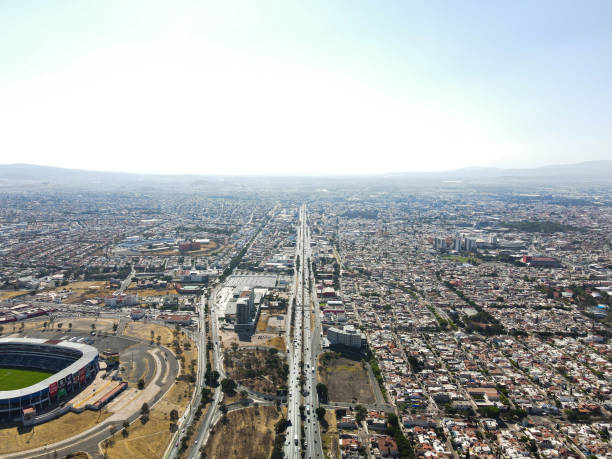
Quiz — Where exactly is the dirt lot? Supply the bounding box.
[0,290,30,301]
[0,410,112,454]
[256,312,286,335]
[219,329,286,352]
[322,409,340,459]
[205,406,282,459]
[256,312,270,332]
[46,281,115,304]
[318,354,375,404]
[123,323,174,346]
[12,317,117,334]
[125,283,178,297]
[225,348,288,394]
[265,336,286,351]
[67,318,117,332]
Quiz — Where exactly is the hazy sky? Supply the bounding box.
[1,1,610,175]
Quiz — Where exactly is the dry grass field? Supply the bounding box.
[321,409,340,459]
[123,323,174,345]
[204,406,282,459]
[125,283,178,297]
[318,354,375,404]
[102,405,172,459]
[225,348,287,394]
[256,312,270,332]
[0,410,112,454]
[46,281,115,304]
[9,317,116,334]
[68,318,117,332]
[219,329,286,352]
[135,288,178,297]
[104,333,197,459]
[0,290,30,300]
[265,336,286,351]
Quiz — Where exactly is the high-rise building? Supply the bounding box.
[453,237,462,252]
[237,298,251,325]
[433,237,447,251]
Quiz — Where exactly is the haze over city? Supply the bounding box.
[1,1,611,175]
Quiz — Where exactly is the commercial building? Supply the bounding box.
[521,256,561,268]
[104,294,138,307]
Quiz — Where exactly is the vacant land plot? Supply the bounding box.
[0,290,30,301]
[256,312,286,334]
[225,348,288,394]
[256,312,270,332]
[265,336,286,351]
[0,368,53,390]
[125,284,178,297]
[103,405,172,459]
[0,410,111,454]
[322,409,340,459]
[318,354,375,404]
[11,318,116,334]
[68,318,117,332]
[219,329,285,352]
[123,323,174,346]
[205,406,282,459]
[46,281,115,304]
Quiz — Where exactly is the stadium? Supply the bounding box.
[0,337,99,417]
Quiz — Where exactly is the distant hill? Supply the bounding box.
[384,160,612,179]
[0,160,610,191]
[442,160,612,178]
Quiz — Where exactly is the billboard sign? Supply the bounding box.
[49,382,58,398]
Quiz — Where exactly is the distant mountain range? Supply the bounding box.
[0,161,610,191]
[388,160,612,178]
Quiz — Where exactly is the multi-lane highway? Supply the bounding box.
[169,205,323,459]
[285,205,324,459]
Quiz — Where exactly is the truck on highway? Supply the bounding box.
[294,434,298,445]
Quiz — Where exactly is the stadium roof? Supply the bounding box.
[0,337,98,399]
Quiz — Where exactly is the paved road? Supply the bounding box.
[285,205,324,459]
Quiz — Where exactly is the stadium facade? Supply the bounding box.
[0,337,99,415]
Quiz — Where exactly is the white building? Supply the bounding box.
[327,325,366,348]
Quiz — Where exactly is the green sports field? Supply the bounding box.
[0,368,54,391]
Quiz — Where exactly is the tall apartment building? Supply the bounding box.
[327,325,366,348]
